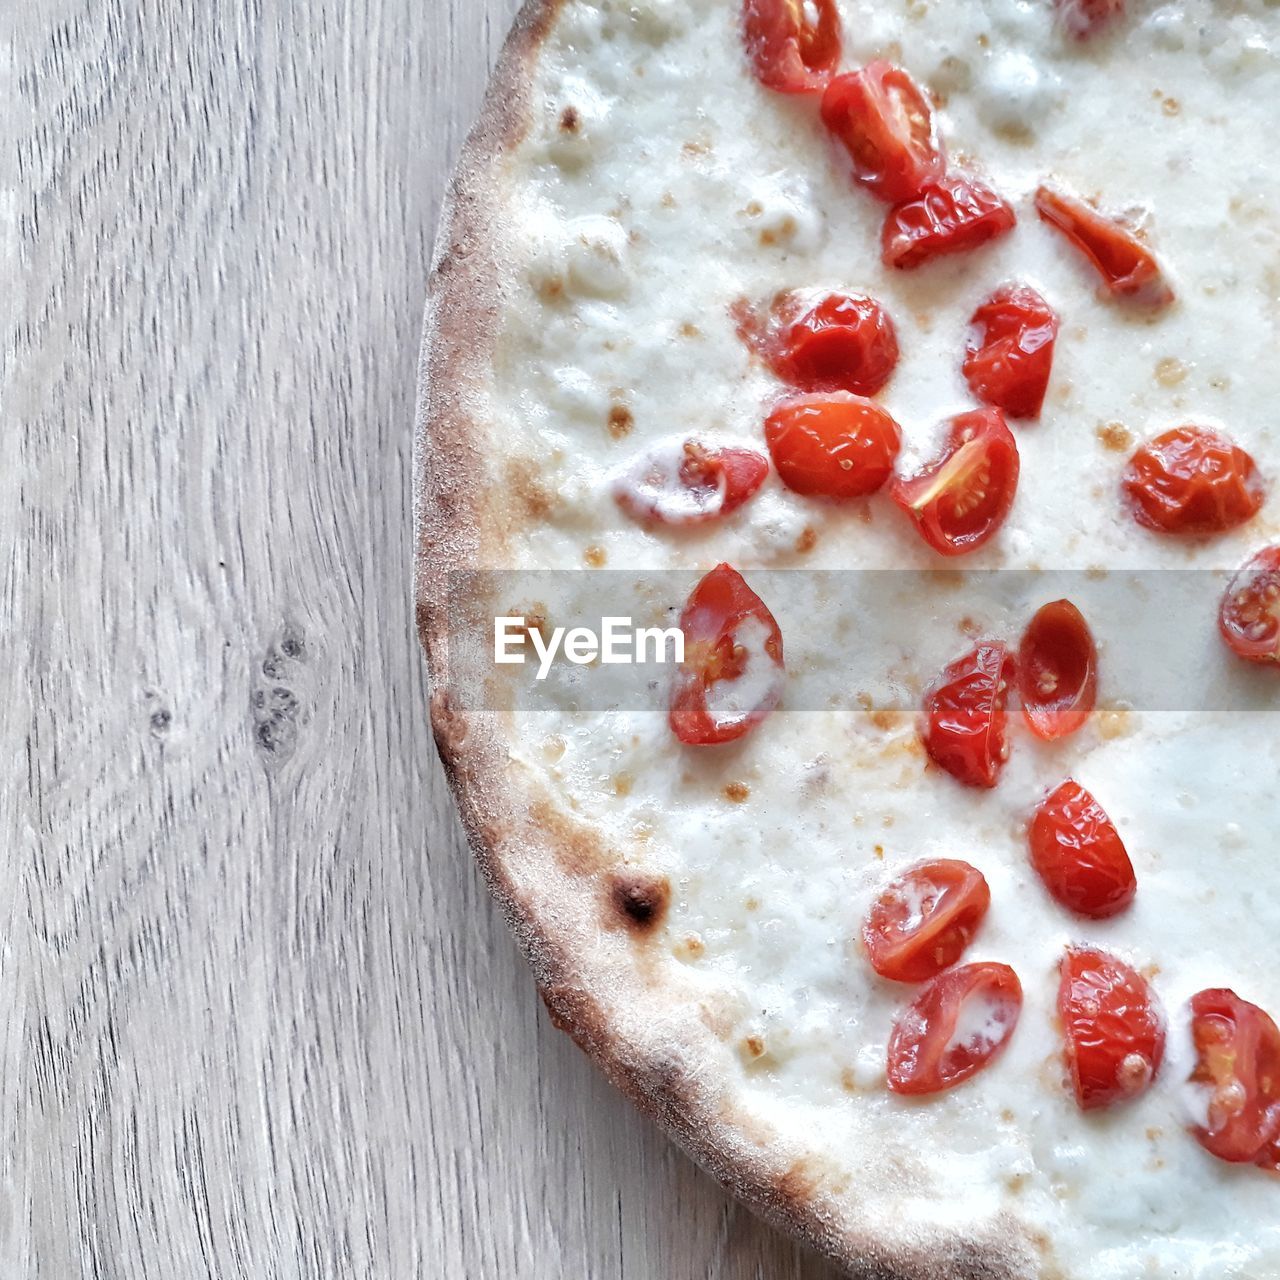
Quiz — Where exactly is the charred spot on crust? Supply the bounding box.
[607,403,634,438]
[1096,421,1134,453]
[795,526,818,554]
[870,707,906,732]
[610,872,671,933]
[776,1159,822,1207]
[559,105,580,133]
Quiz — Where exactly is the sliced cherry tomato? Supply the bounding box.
[669,564,784,746]
[1187,989,1280,1167]
[1220,546,1280,665]
[764,393,902,498]
[922,642,1015,789]
[1029,781,1136,919]
[963,284,1059,420]
[1055,0,1126,39]
[891,408,1020,556]
[1059,947,1165,1111]
[881,173,1016,271]
[770,292,900,395]
[1035,185,1174,308]
[863,860,991,983]
[1123,426,1265,536]
[1018,600,1098,740]
[820,62,946,204]
[742,0,841,95]
[887,962,1023,1096]
[613,439,769,525]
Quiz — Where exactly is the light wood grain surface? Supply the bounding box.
[12,1,846,1275]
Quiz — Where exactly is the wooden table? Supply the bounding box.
[14,1,842,1274]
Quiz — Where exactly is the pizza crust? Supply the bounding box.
[414,4,1037,1277]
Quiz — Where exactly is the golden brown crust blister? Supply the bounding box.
[414,4,1034,1277]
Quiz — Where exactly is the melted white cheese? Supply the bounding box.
[702,613,783,727]
[945,982,1016,1058]
[481,0,1280,1273]
[611,435,732,521]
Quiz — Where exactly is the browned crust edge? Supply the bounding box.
[413,6,1031,1279]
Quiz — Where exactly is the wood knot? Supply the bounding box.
[252,623,309,771]
[609,872,671,934]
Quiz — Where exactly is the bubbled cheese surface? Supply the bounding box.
[481,1,1280,1274]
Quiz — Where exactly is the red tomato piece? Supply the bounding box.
[1059,947,1165,1111]
[1187,989,1280,1167]
[1018,600,1098,740]
[1030,781,1136,919]
[1123,426,1265,536]
[887,962,1023,1096]
[742,0,842,95]
[1035,185,1174,308]
[1220,546,1280,665]
[669,565,784,746]
[922,642,1015,789]
[882,173,1016,271]
[963,284,1060,420]
[891,408,1020,556]
[820,62,946,204]
[614,439,769,525]
[770,292,900,395]
[1055,0,1126,39]
[863,860,991,983]
[764,393,902,498]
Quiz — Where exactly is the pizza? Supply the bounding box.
[416,1,1280,1275]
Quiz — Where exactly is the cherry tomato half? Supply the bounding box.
[614,439,769,525]
[820,62,946,204]
[1123,426,1264,536]
[922,641,1015,789]
[1187,989,1280,1168]
[765,393,902,498]
[891,408,1020,557]
[1059,947,1165,1111]
[669,565,784,746]
[742,0,842,95]
[863,859,991,983]
[1220,546,1280,665]
[1018,600,1098,740]
[1030,781,1136,919]
[882,173,1017,271]
[1035,185,1174,308]
[963,284,1059,420]
[887,962,1023,1096]
[1055,0,1126,39]
[770,292,900,395]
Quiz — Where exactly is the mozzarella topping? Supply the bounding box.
[947,985,1015,1058]
[612,437,727,521]
[703,613,783,728]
